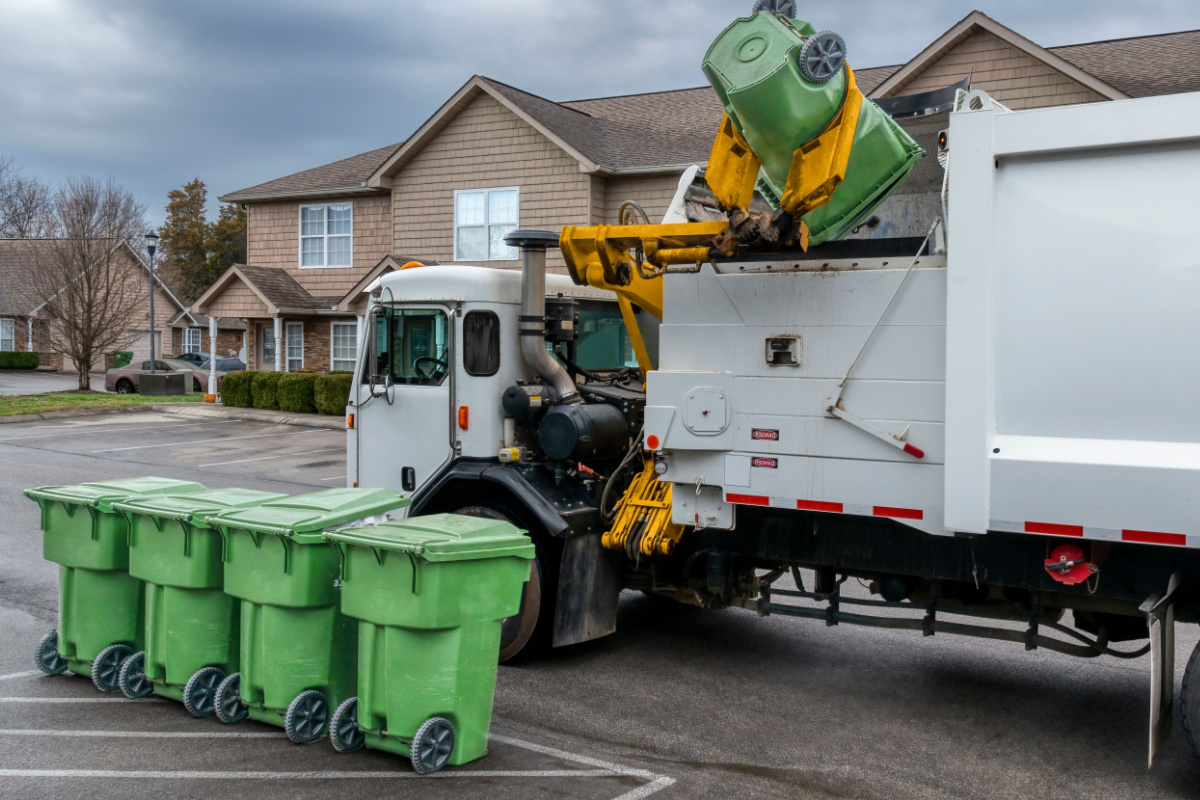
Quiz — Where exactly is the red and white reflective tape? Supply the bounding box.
[989,519,1196,548]
[726,493,924,521]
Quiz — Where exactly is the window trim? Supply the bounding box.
[0,318,14,352]
[298,202,354,269]
[452,186,520,262]
[285,322,304,372]
[330,320,358,372]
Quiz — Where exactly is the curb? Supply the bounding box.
[0,403,346,430]
[152,404,346,430]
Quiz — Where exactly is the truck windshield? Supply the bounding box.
[572,301,659,371]
[372,308,450,386]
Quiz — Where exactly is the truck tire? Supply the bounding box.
[453,504,555,663]
[1182,638,1200,759]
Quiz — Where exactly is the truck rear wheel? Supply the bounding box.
[1182,638,1200,759]
[453,504,554,663]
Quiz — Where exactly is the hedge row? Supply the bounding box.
[0,351,39,370]
[221,369,352,416]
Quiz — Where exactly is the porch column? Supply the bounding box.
[273,317,283,372]
[208,316,218,394]
[26,318,32,352]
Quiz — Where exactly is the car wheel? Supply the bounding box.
[193,378,202,393]
[115,379,134,395]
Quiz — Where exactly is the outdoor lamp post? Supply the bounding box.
[144,232,159,375]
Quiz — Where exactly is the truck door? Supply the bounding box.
[356,304,454,496]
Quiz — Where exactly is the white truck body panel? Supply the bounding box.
[653,91,1200,545]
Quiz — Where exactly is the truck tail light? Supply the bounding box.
[458,406,469,430]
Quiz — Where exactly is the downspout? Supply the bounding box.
[505,229,580,405]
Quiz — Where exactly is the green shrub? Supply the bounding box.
[277,373,318,414]
[0,351,39,370]
[251,371,282,410]
[220,370,254,407]
[315,371,354,416]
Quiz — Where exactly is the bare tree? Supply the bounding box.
[26,177,148,390]
[0,156,51,238]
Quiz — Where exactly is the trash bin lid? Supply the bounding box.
[111,488,289,530]
[207,487,409,543]
[324,513,534,563]
[25,477,208,514]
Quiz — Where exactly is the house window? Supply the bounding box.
[454,187,518,261]
[299,203,353,268]
[0,319,13,352]
[182,328,202,354]
[331,322,358,372]
[286,322,304,372]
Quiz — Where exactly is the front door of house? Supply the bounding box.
[258,324,276,371]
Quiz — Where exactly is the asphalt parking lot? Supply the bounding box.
[1,409,1199,799]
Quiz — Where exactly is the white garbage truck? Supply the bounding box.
[347,13,1200,768]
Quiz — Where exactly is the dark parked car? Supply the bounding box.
[105,359,231,394]
[177,353,246,371]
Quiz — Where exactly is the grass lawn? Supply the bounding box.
[0,390,205,417]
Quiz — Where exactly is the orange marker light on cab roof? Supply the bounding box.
[458,406,469,430]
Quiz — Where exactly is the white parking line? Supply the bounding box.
[320,475,347,482]
[0,768,619,779]
[0,420,235,443]
[0,729,284,739]
[0,672,37,682]
[93,429,332,453]
[199,448,344,468]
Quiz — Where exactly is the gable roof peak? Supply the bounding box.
[869,9,1129,101]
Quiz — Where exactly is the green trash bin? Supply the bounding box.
[112,350,133,369]
[323,514,534,774]
[24,477,207,691]
[111,488,289,713]
[207,487,409,743]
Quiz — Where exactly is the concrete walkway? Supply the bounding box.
[0,370,108,396]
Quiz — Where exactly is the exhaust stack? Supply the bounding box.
[505,229,580,405]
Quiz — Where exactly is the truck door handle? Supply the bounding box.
[401,467,415,492]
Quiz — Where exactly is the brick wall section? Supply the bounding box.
[896,30,1105,109]
[169,327,247,359]
[245,193,392,297]
[604,174,684,224]
[391,93,591,272]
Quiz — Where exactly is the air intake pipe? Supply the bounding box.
[505,229,581,405]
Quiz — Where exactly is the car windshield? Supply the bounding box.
[162,359,194,371]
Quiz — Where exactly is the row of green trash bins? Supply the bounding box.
[25,477,535,774]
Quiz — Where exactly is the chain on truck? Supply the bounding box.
[347,2,1200,767]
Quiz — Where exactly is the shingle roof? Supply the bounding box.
[233,264,326,310]
[1050,29,1200,98]
[225,27,1200,200]
[220,143,402,203]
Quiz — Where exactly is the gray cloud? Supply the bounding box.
[3,0,1199,224]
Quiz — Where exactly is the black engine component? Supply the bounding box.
[578,382,645,429]
[538,403,629,462]
[502,384,557,418]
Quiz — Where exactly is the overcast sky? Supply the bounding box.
[3,0,1199,226]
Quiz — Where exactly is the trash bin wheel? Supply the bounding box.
[91,643,133,692]
[214,672,249,724]
[284,690,329,744]
[34,630,68,676]
[329,696,364,753]
[182,666,224,718]
[411,716,455,775]
[117,651,153,699]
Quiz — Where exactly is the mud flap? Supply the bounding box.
[553,533,621,648]
[1143,571,1181,768]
